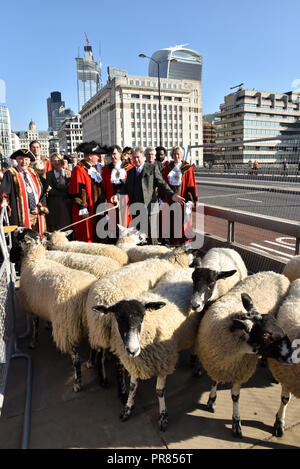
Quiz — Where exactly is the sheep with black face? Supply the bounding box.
[195,270,293,438]
[190,247,248,313]
[92,267,202,431]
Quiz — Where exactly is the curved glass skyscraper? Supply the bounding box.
[148,46,202,81]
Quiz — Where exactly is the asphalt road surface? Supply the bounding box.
[196,179,299,221]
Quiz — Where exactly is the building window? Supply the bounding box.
[131,94,139,99]
[142,95,151,99]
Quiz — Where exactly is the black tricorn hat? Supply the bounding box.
[76,141,109,155]
[10,149,35,162]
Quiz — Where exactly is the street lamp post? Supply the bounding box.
[138,53,165,147]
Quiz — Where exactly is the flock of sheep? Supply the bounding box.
[12,226,300,439]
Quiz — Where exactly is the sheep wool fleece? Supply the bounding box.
[197,271,290,385]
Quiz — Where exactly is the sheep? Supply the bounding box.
[282,255,300,282]
[45,250,121,278]
[189,247,248,373]
[92,267,202,431]
[15,228,97,392]
[195,271,294,438]
[116,225,174,263]
[85,246,190,399]
[44,229,129,266]
[190,247,248,313]
[267,278,300,437]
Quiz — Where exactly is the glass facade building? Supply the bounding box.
[148,46,202,81]
[76,45,100,112]
[0,105,12,159]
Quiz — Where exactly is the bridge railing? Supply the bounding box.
[194,203,300,274]
[0,208,32,449]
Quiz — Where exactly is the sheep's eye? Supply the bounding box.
[208,282,215,289]
[263,332,272,341]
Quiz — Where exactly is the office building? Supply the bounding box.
[14,119,54,157]
[148,45,202,81]
[203,121,217,165]
[0,105,12,159]
[52,106,74,132]
[214,88,300,163]
[76,42,101,112]
[80,74,203,165]
[47,92,65,131]
[57,114,82,156]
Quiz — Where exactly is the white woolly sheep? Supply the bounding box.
[45,250,121,278]
[268,278,300,437]
[282,255,300,282]
[92,267,201,431]
[189,247,248,373]
[16,228,97,392]
[44,229,129,266]
[196,271,294,438]
[190,247,248,313]
[116,225,174,263]
[85,246,190,397]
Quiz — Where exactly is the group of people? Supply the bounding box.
[0,140,198,246]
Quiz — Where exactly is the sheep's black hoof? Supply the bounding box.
[158,410,168,432]
[99,377,109,388]
[73,382,82,393]
[120,405,133,422]
[232,417,242,438]
[273,416,284,437]
[206,397,216,413]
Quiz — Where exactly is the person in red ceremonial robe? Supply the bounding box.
[101,145,133,241]
[68,141,104,243]
[162,146,198,245]
[0,149,49,236]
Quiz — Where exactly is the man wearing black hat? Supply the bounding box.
[68,141,106,242]
[0,149,49,235]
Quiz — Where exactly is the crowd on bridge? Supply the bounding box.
[0,140,198,246]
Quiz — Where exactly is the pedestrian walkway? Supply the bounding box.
[0,295,299,450]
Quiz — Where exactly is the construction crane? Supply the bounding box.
[230,83,244,91]
[84,32,90,45]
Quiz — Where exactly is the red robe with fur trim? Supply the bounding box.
[162,160,198,242]
[68,161,102,242]
[101,162,133,234]
[0,167,48,236]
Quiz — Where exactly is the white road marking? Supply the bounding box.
[265,240,295,251]
[250,243,293,259]
[276,237,296,247]
[237,198,263,203]
[201,190,265,200]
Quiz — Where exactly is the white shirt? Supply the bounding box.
[111,161,126,184]
[168,162,183,186]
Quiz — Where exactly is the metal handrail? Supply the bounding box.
[203,203,300,255]
[0,208,32,449]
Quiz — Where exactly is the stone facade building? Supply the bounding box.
[80,74,203,165]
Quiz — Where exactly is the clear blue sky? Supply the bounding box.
[1,0,300,131]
